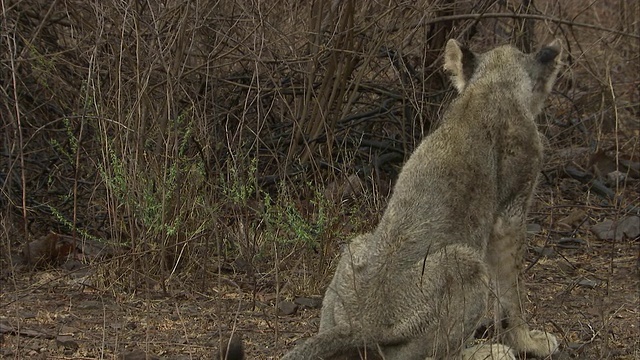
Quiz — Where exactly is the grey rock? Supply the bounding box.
[277,301,298,316]
[591,216,640,240]
[119,349,160,360]
[56,335,79,353]
[577,278,600,289]
[294,297,322,309]
[526,223,542,235]
[532,246,555,258]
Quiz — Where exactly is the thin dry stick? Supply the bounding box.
[3,1,29,251]
[387,12,640,39]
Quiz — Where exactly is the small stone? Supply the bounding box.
[605,170,626,186]
[577,278,599,289]
[56,335,79,352]
[567,342,584,350]
[556,147,589,160]
[618,216,640,239]
[554,238,588,249]
[324,174,364,202]
[61,259,85,271]
[21,312,37,319]
[592,220,615,240]
[277,301,298,316]
[591,216,640,241]
[294,297,322,309]
[558,209,587,229]
[119,350,160,360]
[77,300,103,310]
[526,223,542,235]
[532,246,555,258]
[0,347,14,357]
[59,325,78,335]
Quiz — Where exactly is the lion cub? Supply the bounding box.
[281,39,563,360]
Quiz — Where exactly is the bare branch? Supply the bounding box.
[388,12,640,39]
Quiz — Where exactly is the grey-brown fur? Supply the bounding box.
[279,39,563,360]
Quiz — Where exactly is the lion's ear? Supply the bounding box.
[444,39,476,93]
[535,39,563,65]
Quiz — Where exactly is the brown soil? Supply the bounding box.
[1,179,638,359]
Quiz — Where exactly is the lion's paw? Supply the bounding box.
[462,343,516,360]
[527,330,559,356]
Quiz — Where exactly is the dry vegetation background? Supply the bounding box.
[1,0,638,359]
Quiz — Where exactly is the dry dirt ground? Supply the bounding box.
[1,145,639,360]
[1,203,638,360]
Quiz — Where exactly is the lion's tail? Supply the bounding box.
[280,324,380,360]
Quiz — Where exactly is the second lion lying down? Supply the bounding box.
[280,39,563,360]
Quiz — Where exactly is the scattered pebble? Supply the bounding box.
[591,216,640,241]
[119,349,160,360]
[554,238,588,249]
[294,297,322,309]
[77,301,105,311]
[532,246,556,258]
[605,170,626,186]
[567,342,584,351]
[526,223,542,235]
[277,301,298,316]
[577,278,600,289]
[558,209,587,229]
[21,312,37,319]
[56,335,79,353]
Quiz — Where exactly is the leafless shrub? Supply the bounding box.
[1,0,637,294]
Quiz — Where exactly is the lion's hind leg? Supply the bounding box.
[382,244,491,360]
